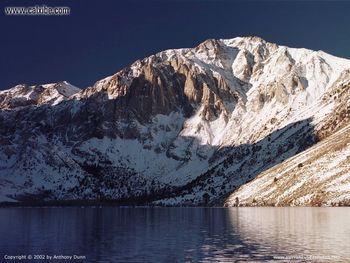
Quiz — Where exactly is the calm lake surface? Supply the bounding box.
[0,207,349,262]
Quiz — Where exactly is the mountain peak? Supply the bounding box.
[0,81,80,109]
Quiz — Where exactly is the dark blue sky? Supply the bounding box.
[1,0,350,90]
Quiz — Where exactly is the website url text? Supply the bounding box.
[4,5,70,16]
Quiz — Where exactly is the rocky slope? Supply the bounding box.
[225,123,350,207]
[0,36,349,205]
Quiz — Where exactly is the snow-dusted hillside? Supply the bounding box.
[0,36,349,205]
[225,123,350,207]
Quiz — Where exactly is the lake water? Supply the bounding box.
[0,207,349,262]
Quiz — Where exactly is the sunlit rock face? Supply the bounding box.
[1,36,350,205]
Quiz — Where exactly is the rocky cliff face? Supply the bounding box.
[0,36,349,205]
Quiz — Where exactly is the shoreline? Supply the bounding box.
[1,200,349,208]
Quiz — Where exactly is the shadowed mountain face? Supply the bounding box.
[0,37,350,206]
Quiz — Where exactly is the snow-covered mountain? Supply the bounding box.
[0,36,349,206]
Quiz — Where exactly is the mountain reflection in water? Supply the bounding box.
[0,207,349,262]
